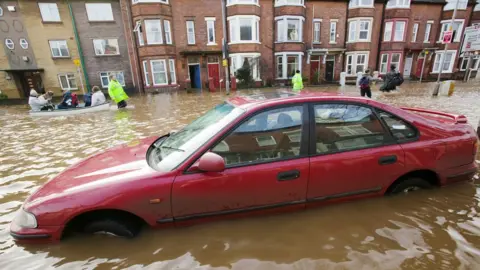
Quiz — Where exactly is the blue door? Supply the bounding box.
[189,65,201,89]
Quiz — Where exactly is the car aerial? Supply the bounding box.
[11,91,479,242]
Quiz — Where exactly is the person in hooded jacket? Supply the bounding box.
[28,89,48,111]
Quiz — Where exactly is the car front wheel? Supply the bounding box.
[389,177,432,195]
[83,218,141,238]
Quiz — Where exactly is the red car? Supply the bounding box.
[11,92,478,242]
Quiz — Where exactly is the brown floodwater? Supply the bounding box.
[1,82,480,270]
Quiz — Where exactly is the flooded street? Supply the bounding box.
[1,83,480,270]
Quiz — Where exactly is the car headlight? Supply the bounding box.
[12,209,37,229]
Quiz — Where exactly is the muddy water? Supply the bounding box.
[1,83,480,270]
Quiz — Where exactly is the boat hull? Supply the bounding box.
[29,103,111,117]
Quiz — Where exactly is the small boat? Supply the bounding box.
[29,103,111,117]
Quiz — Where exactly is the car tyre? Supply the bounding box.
[83,218,141,238]
[389,177,432,195]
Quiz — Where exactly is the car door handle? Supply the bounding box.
[378,155,397,165]
[277,170,300,181]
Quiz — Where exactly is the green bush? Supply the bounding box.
[0,93,8,100]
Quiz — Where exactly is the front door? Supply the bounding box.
[403,56,413,77]
[22,71,43,96]
[310,57,320,84]
[325,56,335,81]
[189,65,201,88]
[307,103,406,204]
[416,57,424,78]
[208,63,220,89]
[172,105,309,221]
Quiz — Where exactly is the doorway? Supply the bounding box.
[207,56,220,89]
[20,71,44,97]
[415,56,424,78]
[403,56,413,78]
[188,64,201,89]
[310,56,320,84]
[325,55,335,82]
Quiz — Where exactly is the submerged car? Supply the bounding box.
[11,92,478,242]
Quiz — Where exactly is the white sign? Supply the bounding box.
[461,25,480,53]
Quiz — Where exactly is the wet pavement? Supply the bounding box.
[0,82,480,270]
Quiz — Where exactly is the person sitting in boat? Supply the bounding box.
[91,86,106,106]
[28,89,48,112]
[57,89,75,110]
[38,91,55,111]
[108,74,129,109]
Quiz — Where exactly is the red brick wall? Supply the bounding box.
[227,5,261,17]
[275,6,305,17]
[120,0,142,92]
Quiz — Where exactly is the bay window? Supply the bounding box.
[145,20,163,44]
[228,16,260,44]
[133,21,144,46]
[227,0,259,6]
[460,56,480,71]
[275,52,303,79]
[276,16,304,42]
[151,60,168,85]
[386,0,410,8]
[345,52,368,75]
[275,0,305,7]
[444,0,468,11]
[439,20,464,43]
[348,18,372,42]
[432,51,457,73]
[349,0,374,8]
[379,52,402,74]
[383,20,406,42]
[230,53,260,80]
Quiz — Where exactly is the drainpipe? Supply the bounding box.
[375,0,387,72]
[67,0,91,93]
[273,0,276,84]
[342,1,349,73]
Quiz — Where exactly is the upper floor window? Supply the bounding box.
[330,21,337,43]
[49,40,69,57]
[164,20,172,45]
[206,18,216,45]
[424,22,432,43]
[348,18,372,42]
[145,19,163,44]
[313,20,321,43]
[275,0,304,7]
[5,39,14,50]
[132,0,169,4]
[86,3,114,22]
[228,16,260,44]
[38,3,61,22]
[444,0,468,11]
[349,0,374,9]
[439,20,464,43]
[186,21,196,45]
[227,0,259,6]
[134,21,145,46]
[93,39,120,56]
[276,16,304,43]
[19,38,28,49]
[386,0,410,9]
[383,20,406,42]
[411,23,419,42]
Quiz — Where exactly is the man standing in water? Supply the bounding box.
[292,70,303,92]
[108,74,129,109]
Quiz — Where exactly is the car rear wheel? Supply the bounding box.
[389,177,433,195]
[83,218,141,238]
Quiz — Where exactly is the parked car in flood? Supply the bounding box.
[11,92,478,242]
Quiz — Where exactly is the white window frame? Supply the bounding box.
[132,0,169,4]
[49,40,69,57]
[5,39,14,50]
[384,22,393,42]
[164,20,172,45]
[0,7,3,16]
[275,0,305,7]
[186,20,196,45]
[230,53,261,81]
[411,23,419,42]
[151,59,168,86]
[206,18,217,45]
[58,73,78,91]
[85,3,114,22]
[380,54,389,74]
[226,0,259,7]
[99,71,125,88]
[38,3,61,22]
[228,15,260,44]
[432,50,457,73]
[145,19,163,45]
[386,0,410,9]
[460,56,480,71]
[345,51,369,75]
[276,16,304,43]
[383,20,406,42]
[444,0,468,11]
[330,21,337,44]
[439,19,465,43]
[19,38,28,49]
[93,39,120,56]
[169,59,177,84]
[348,18,373,42]
[134,21,145,46]
[349,0,374,9]
[142,60,150,86]
[275,52,303,79]
[424,22,432,43]
[313,20,321,44]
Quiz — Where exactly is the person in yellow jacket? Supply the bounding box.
[292,70,303,92]
[108,74,129,109]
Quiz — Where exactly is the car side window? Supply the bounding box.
[314,104,389,154]
[378,110,417,141]
[212,106,304,166]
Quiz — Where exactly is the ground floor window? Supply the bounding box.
[275,52,303,79]
[142,59,177,86]
[58,73,77,90]
[142,61,150,86]
[99,71,125,88]
[432,51,456,73]
[151,60,168,86]
[230,53,260,80]
[460,56,480,71]
[345,52,368,75]
[169,59,176,84]
[379,52,402,74]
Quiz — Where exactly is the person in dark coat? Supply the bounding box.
[380,64,399,92]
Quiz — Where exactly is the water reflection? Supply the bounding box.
[0,83,479,269]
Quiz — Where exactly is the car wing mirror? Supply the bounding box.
[197,152,225,173]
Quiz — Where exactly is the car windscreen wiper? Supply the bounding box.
[160,145,185,152]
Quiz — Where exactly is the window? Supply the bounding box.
[206,18,216,45]
[228,16,260,43]
[5,39,14,50]
[379,52,402,74]
[380,54,388,74]
[313,21,321,43]
[383,20,406,42]
[330,22,337,43]
[100,71,125,88]
[378,111,417,141]
[476,0,480,11]
[424,23,432,43]
[134,21,144,46]
[38,3,61,22]
[439,20,464,42]
[227,0,259,5]
[384,22,393,42]
[142,61,150,86]
[0,7,3,16]
[151,60,168,85]
[19,38,28,49]
[314,104,388,154]
[391,53,401,69]
[394,21,406,41]
[348,18,372,42]
[212,106,304,166]
[432,51,457,73]
[349,0,374,8]
[164,20,172,45]
[230,54,260,80]
[58,74,77,90]
[49,40,69,57]
[444,0,468,11]
[169,59,176,84]
[145,20,163,44]
[386,0,410,8]
[276,16,303,42]
[275,0,304,7]
[186,21,195,45]
[85,3,113,21]
[345,52,368,75]
[460,56,480,71]
[93,39,119,56]
[133,0,168,3]
[276,52,302,79]
[411,23,418,42]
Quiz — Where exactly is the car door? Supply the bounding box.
[307,103,406,203]
[172,104,310,221]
